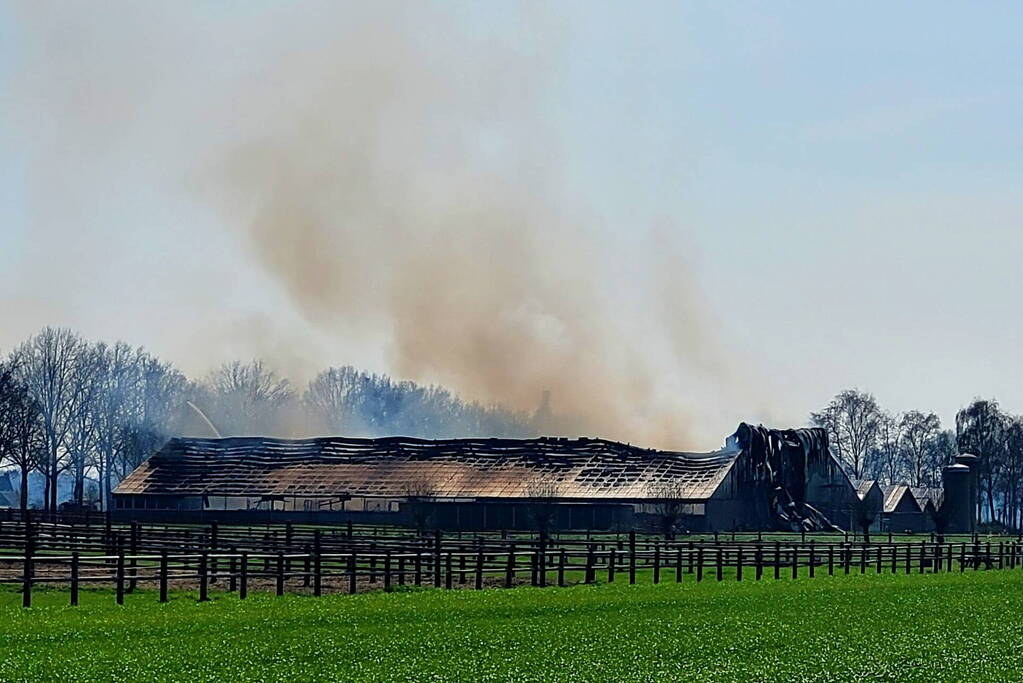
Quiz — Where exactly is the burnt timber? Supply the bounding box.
[113,423,890,532]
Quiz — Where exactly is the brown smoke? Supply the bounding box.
[10,3,779,449]
[201,5,752,449]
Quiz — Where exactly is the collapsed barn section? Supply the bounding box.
[112,423,973,533]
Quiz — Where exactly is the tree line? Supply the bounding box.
[812,389,1022,529]
[0,327,536,512]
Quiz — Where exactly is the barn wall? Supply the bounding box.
[412,501,634,532]
[884,511,931,533]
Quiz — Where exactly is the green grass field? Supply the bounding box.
[2,571,1022,681]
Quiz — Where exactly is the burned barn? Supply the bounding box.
[113,423,869,532]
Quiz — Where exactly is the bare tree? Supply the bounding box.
[525,475,560,535]
[114,356,188,480]
[900,410,941,487]
[91,342,145,509]
[645,479,688,539]
[200,360,293,436]
[956,399,1005,525]
[1001,418,1023,530]
[0,364,45,510]
[303,365,533,439]
[869,411,904,484]
[925,429,958,487]
[403,479,438,534]
[62,344,103,506]
[304,366,367,434]
[11,328,90,512]
[811,389,880,478]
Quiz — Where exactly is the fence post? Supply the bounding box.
[70,551,80,607]
[116,545,125,605]
[808,542,814,579]
[240,552,249,599]
[415,550,423,587]
[210,522,219,581]
[160,550,169,602]
[229,549,238,593]
[905,543,912,574]
[890,544,897,574]
[607,548,616,583]
[651,543,660,584]
[875,543,882,574]
[105,511,112,557]
[349,553,358,594]
[434,531,442,588]
[313,549,322,598]
[539,531,548,588]
[827,545,834,576]
[755,546,763,581]
[445,552,453,590]
[736,546,744,581]
[276,552,285,596]
[918,542,925,574]
[696,547,704,582]
[858,544,866,574]
[676,547,683,583]
[505,548,515,588]
[716,547,723,582]
[476,549,485,590]
[199,552,209,602]
[628,531,637,585]
[129,521,139,593]
[22,533,33,609]
[959,543,966,572]
[384,550,392,592]
[775,542,781,580]
[843,543,850,575]
[303,545,312,588]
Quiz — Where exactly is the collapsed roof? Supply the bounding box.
[114,434,740,501]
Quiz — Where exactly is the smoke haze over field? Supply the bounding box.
[5,3,1023,448]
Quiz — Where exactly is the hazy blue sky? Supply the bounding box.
[2,3,1022,448]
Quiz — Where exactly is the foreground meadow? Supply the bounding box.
[2,571,1021,681]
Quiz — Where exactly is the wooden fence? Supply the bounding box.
[2,517,1020,608]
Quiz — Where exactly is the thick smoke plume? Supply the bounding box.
[203,5,749,448]
[10,3,774,449]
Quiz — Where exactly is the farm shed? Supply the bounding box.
[879,485,931,533]
[851,479,885,532]
[113,423,861,532]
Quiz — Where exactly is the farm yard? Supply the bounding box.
[3,570,1023,681]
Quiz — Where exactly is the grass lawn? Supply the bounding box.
[2,571,1022,681]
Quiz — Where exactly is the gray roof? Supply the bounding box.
[114,435,740,501]
[881,485,921,514]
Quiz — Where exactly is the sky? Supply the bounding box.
[1,2,1022,449]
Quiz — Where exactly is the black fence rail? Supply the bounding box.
[3,530,1021,608]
